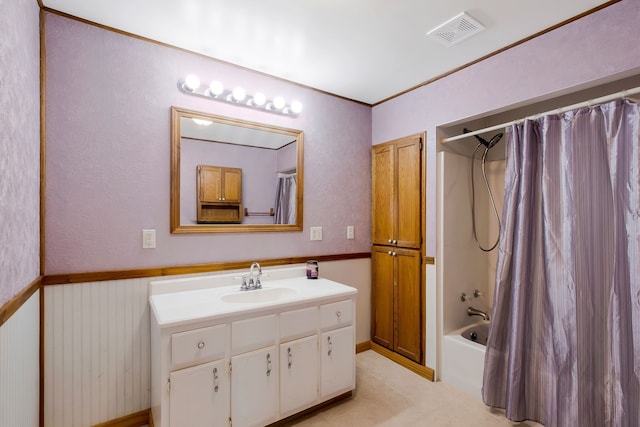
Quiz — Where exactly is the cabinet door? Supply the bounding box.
[371,144,395,246]
[395,137,422,249]
[320,326,354,399]
[169,359,230,427]
[221,168,242,202]
[394,248,423,363]
[371,246,394,349]
[198,166,222,202]
[231,346,278,427]
[280,335,318,416]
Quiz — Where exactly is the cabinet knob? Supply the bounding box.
[393,240,397,244]
[336,310,342,318]
[388,251,393,255]
[388,239,392,243]
[197,341,205,349]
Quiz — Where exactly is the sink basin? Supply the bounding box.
[220,287,297,304]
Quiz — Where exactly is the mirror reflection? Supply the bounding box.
[171,107,304,233]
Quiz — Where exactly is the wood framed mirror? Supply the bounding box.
[170,107,304,233]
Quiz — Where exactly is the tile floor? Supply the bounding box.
[287,350,544,427]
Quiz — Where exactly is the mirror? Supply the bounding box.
[171,106,304,233]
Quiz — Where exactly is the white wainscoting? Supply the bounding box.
[44,278,151,426]
[0,290,40,427]
[43,259,370,426]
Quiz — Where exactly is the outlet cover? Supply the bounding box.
[310,226,323,241]
[347,226,355,239]
[142,229,156,249]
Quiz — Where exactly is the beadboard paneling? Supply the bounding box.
[44,279,151,426]
[0,290,40,427]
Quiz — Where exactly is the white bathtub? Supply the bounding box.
[441,321,489,399]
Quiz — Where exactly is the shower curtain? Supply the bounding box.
[273,174,296,224]
[483,99,640,427]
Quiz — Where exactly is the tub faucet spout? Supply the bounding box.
[467,306,489,321]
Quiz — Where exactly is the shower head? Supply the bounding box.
[463,128,503,149]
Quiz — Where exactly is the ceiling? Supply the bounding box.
[42,0,613,105]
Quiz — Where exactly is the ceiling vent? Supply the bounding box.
[427,12,485,46]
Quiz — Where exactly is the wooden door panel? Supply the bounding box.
[222,168,242,202]
[396,138,421,249]
[371,247,394,348]
[198,166,222,202]
[394,249,422,363]
[371,145,395,246]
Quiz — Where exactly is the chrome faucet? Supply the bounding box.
[241,262,263,291]
[467,306,490,321]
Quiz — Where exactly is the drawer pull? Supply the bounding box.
[336,310,341,318]
[197,341,205,349]
[288,347,293,369]
[213,367,219,392]
[266,353,272,376]
[327,336,333,356]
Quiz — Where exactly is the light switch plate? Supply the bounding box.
[310,226,323,241]
[142,229,156,248]
[347,225,355,239]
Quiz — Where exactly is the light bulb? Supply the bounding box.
[192,118,212,126]
[273,96,285,110]
[208,80,224,96]
[290,101,303,114]
[252,92,266,106]
[183,74,200,92]
[232,87,246,102]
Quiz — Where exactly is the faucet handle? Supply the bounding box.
[240,276,248,291]
[255,277,262,289]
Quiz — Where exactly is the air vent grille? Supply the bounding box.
[427,12,485,46]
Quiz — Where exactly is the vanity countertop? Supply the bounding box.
[150,276,357,328]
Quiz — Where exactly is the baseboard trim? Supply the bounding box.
[356,340,371,353]
[0,276,41,328]
[370,342,435,382]
[92,409,150,427]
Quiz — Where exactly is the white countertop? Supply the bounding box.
[149,276,357,328]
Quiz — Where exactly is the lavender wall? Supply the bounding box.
[44,13,371,274]
[373,0,640,257]
[180,139,278,225]
[0,0,41,306]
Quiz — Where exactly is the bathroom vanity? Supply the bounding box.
[149,267,357,427]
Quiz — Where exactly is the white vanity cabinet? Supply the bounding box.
[230,314,279,427]
[319,299,355,399]
[279,306,319,417]
[169,359,230,427]
[149,274,357,427]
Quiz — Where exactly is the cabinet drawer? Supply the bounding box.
[320,300,353,331]
[281,307,318,342]
[232,314,277,355]
[171,324,228,369]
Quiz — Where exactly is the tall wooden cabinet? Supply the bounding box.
[371,134,424,364]
[196,165,243,223]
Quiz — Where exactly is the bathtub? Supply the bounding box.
[441,321,489,399]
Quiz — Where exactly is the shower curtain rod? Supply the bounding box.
[441,85,640,144]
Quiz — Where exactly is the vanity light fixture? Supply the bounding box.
[177,75,303,117]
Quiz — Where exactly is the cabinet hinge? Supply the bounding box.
[419,142,423,150]
[229,361,232,374]
[229,416,232,426]
[167,377,171,393]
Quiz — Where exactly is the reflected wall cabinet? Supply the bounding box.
[371,134,424,364]
[196,165,243,223]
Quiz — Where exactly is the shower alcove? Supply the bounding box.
[435,73,640,399]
